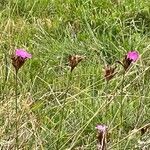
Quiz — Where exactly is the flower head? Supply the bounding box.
[16,49,32,59]
[11,49,32,72]
[117,50,139,71]
[127,51,139,62]
[96,124,108,150]
[96,125,107,133]
[104,65,117,82]
[68,55,84,72]
[140,124,150,135]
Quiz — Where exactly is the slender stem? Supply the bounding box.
[120,72,125,127]
[15,70,19,150]
[136,77,144,126]
[105,81,109,122]
[62,71,72,117]
[57,71,72,148]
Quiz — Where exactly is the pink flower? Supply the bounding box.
[16,49,32,59]
[117,50,139,71]
[127,51,139,62]
[96,124,108,150]
[96,125,107,133]
[11,49,32,72]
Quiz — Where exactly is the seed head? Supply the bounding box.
[68,55,84,72]
[104,65,117,82]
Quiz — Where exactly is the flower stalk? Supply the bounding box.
[120,72,125,127]
[117,51,139,128]
[96,125,108,150]
[11,49,32,149]
[104,65,117,121]
[15,69,19,150]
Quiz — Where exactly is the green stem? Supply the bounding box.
[105,81,109,122]
[120,73,125,127]
[15,70,19,150]
[136,78,144,126]
[57,71,72,148]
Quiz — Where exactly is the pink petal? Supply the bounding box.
[16,49,32,59]
[96,125,107,132]
[127,51,139,62]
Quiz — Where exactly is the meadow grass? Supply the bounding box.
[0,0,150,149]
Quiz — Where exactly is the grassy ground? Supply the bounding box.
[0,0,150,149]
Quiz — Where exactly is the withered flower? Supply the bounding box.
[96,125,108,150]
[11,49,32,72]
[140,124,150,136]
[117,51,139,71]
[104,65,117,82]
[68,55,84,72]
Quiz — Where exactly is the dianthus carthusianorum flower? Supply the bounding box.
[11,49,32,72]
[104,65,117,82]
[96,124,108,150]
[68,55,84,72]
[117,51,139,71]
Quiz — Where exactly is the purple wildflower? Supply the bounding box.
[96,125,107,132]
[96,124,108,150]
[16,49,32,59]
[117,50,139,71]
[127,51,139,62]
[11,49,32,72]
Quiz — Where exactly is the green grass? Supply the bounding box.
[0,0,150,149]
